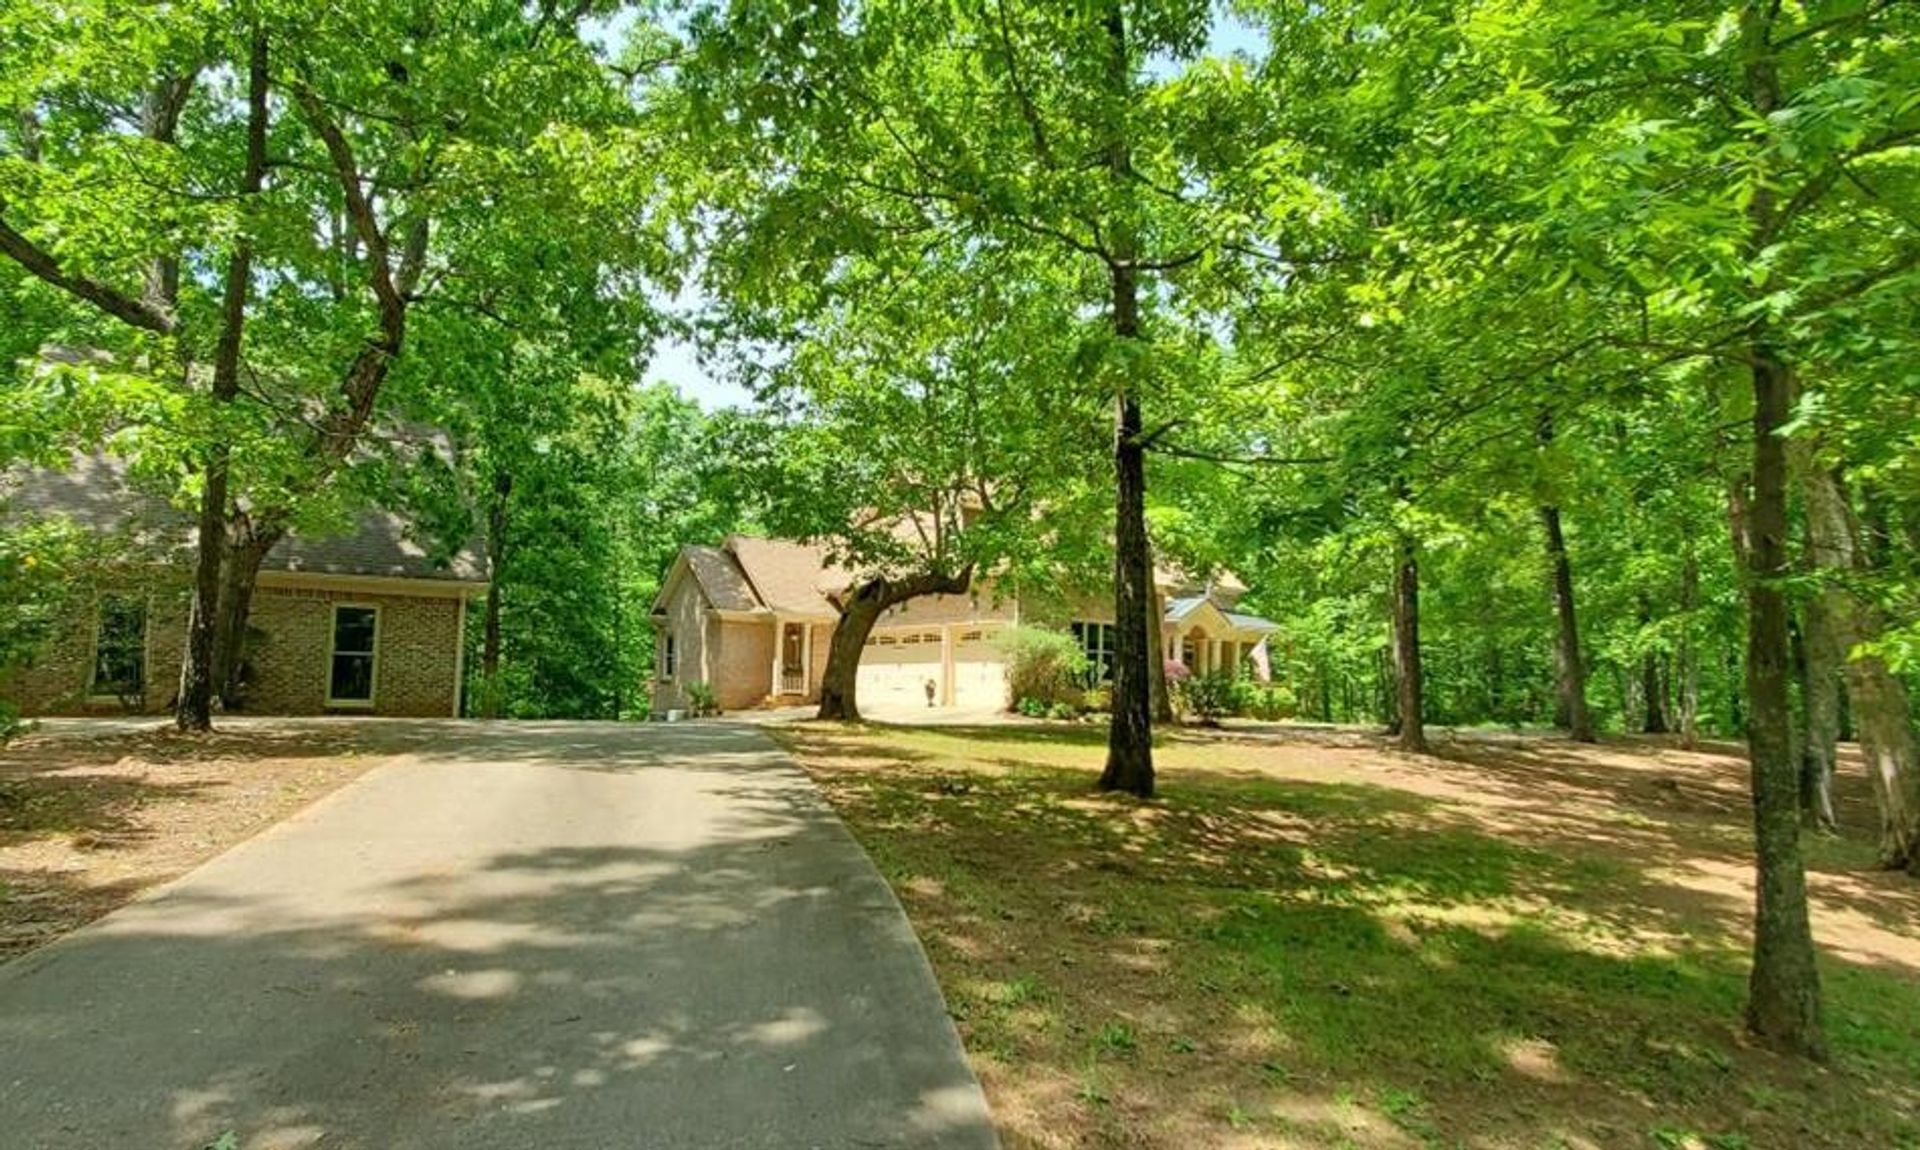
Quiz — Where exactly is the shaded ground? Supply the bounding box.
[772,720,1920,1150]
[0,720,390,958]
[0,719,994,1149]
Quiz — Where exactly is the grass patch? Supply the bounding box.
[776,721,1920,1149]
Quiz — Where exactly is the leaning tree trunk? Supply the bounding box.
[816,568,974,722]
[1391,533,1427,754]
[1540,503,1595,742]
[1802,464,1920,870]
[177,29,268,732]
[214,521,283,709]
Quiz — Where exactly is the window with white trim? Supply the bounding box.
[1070,621,1116,685]
[328,605,379,704]
[91,595,146,698]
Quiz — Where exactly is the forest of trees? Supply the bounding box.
[4,0,1917,1061]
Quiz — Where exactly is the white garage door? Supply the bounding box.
[858,629,943,705]
[951,628,1007,709]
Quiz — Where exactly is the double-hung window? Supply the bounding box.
[660,632,678,680]
[91,595,147,699]
[1070,621,1116,686]
[328,605,379,705]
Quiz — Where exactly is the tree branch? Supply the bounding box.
[0,206,177,333]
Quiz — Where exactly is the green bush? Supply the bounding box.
[685,680,718,716]
[1047,701,1078,721]
[996,626,1089,711]
[1082,685,1113,713]
[1174,671,1237,722]
[1016,696,1049,718]
[1236,681,1298,721]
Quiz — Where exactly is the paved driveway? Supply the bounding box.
[0,720,996,1149]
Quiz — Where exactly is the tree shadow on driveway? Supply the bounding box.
[0,722,997,1150]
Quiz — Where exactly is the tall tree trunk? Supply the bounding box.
[1640,595,1669,734]
[1095,4,1153,798]
[176,28,268,732]
[481,580,504,717]
[817,568,973,721]
[1738,344,1825,1056]
[1678,550,1701,747]
[479,471,511,718]
[1802,464,1920,869]
[1540,504,1595,741]
[1391,534,1426,753]
[1146,586,1172,724]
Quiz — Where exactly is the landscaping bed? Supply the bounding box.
[0,720,392,959]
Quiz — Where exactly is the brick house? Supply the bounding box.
[3,455,485,718]
[650,534,1279,714]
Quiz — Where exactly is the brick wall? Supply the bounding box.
[2,577,188,716]
[650,576,710,714]
[241,586,462,718]
[4,580,466,718]
[712,618,774,711]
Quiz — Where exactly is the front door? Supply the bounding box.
[781,623,805,694]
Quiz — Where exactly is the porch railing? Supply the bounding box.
[779,669,806,695]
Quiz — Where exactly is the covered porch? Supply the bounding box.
[1164,595,1280,680]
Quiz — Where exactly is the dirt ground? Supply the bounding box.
[0,721,394,959]
[775,720,1920,1150]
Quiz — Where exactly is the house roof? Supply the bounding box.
[1224,610,1281,634]
[724,535,853,617]
[3,453,486,584]
[1166,594,1280,635]
[680,544,762,612]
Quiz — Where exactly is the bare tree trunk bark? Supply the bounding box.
[1638,595,1669,734]
[479,471,511,718]
[1802,464,1920,869]
[817,568,973,722]
[1739,343,1824,1056]
[480,580,504,716]
[1146,585,1172,724]
[1678,550,1701,747]
[214,522,281,709]
[177,28,267,733]
[1392,534,1426,754]
[1540,503,1595,741]
[1096,3,1153,798]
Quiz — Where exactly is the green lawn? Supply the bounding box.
[773,722,1920,1150]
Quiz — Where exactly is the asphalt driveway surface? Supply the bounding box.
[0,720,996,1149]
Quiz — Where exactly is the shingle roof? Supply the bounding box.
[2,453,486,584]
[1165,595,1279,634]
[681,544,762,612]
[725,535,853,616]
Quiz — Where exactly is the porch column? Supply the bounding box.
[940,624,955,707]
[800,620,814,695]
[770,614,783,697]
